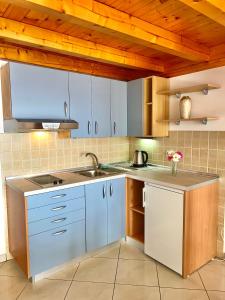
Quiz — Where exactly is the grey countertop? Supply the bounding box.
[6,163,219,196]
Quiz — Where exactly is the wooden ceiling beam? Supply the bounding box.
[178,0,225,27]
[0,17,164,72]
[0,42,152,81]
[4,0,209,62]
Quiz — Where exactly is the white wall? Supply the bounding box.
[0,165,6,261]
[169,66,225,131]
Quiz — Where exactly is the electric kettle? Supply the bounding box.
[132,150,148,167]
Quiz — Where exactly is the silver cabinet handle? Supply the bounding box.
[51,194,66,199]
[110,183,113,197]
[64,101,68,119]
[103,185,106,199]
[95,121,98,135]
[51,205,66,211]
[88,121,91,135]
[52,229,67,236]
[51,217,67,223]
[113,121,116,135]
[142,188,146,208]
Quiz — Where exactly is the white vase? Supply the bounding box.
[179,96,191,119]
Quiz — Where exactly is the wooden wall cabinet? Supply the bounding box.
[126,178,218,278]
[127,76,169,137]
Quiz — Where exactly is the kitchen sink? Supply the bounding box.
[74,166,122,178]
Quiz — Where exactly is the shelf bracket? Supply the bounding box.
[175,93,181,99]
[175,119,181,125]
[202,88,208,95]
[202,118,208,125]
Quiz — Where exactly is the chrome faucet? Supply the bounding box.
[85,153,100,169]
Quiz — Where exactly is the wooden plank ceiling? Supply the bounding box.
[0,0,225,80]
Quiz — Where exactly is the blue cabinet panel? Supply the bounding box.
[92,77,111,137]
[85,181,108,251]
[127,79,144,136]
[107,178,126,244]
[27,186,85,209]
[28,198,85,223]
[110,80,127,136]
[29,220,85,276]
[28,209,85,236]
[10,62,69,119]
[69,72,92,138]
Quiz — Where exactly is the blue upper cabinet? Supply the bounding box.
[127,78,144,137]
[110,80,127,137]
[69,72,92,138]
[9,62,69,119]
[92,76,111,137]
[107,178,126,244]
[85,181,108,252]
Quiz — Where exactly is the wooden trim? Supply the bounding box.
[6,0,209,62]
[0,42,152,81]
[178,0,225,27]
[182,182,218,278]
[0,17,164,72]
[6,185,30,278]
[1,63,12,119]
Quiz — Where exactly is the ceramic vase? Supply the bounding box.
[179,96,191,119]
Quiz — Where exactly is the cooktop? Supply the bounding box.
[27,174,64,188]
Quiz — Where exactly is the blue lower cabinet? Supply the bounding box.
[107,178,126,244]
[85,181,108,252]
[29,220,85,276]
[85,178,126,252]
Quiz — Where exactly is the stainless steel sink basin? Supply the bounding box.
[78,169,109,178]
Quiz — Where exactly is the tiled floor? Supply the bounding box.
[0,241,224,300]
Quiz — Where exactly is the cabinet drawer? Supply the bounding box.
[29,220,85,276]
[28,209,85,236]
[26,186,85,209]
[28,198,85,223]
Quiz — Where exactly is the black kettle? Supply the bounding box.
[132,150,148,167]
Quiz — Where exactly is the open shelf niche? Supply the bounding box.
[126,178,145,243]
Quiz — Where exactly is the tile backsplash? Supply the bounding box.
[130,131,225,257]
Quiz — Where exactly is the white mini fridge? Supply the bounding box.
[143,183,184,274]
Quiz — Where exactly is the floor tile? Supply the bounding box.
[119,243,151,260]
[116,259,158,286]
[18,279,70,300]
[94,243,120,259]
[0,275,28,300]
[66,281,114,300]
[199,260,225,291]
[45,263,79,281]
[157,264,204,290]
[208,291,225,300]
[0,259,25,277]
[74,258,117,283]
[113,284,160,300]
[161,288,209,300]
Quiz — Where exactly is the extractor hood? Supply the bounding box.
[3,118,79,132]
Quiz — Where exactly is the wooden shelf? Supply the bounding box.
[145,102,152,105]
[158,84,220,98]
[160,116,218,125]
[130,206,144,215]
[130,232,144,243]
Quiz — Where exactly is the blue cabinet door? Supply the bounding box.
[85,181,108,251]
[107,178,126,244]
[110,80,127,136]
[69,72,92,138]
[92,77,111,137]
[10,62,69,119]
[127,79,144,136]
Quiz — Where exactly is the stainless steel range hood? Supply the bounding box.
[3,118,79,133]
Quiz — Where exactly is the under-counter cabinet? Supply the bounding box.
[126,178,218,278]
[6,185,86,278]
[6,62,70,119]
[86,177,126,252]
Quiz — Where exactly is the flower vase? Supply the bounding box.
[171,161,178,176]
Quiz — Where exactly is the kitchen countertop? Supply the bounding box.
[6,163,219,196]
